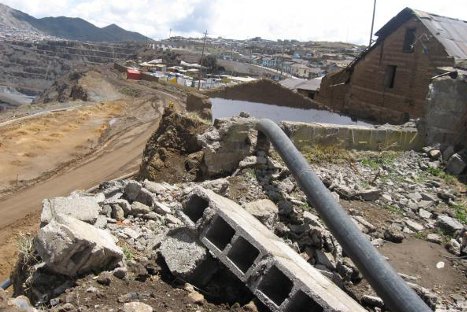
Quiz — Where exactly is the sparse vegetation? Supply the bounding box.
[426,167,457,184]
[17,232,35,261]
[360,151,399,170]
[384,204,403,215]
[119,87,141,97]
[452,202,467,224]
[415,231,427,240]
[301,144,353,164]
[122,246,134,261]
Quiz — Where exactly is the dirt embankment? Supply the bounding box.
[138,107,210,183]
[204,79,323,109]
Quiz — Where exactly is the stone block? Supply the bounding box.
[41,193,101,225]
[35,215,122,277]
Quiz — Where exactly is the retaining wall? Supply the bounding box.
[282,121,424,151]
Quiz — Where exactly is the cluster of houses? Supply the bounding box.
[249,51,354,79]
[122,58,256,90]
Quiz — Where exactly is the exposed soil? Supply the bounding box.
[339,200,466,303]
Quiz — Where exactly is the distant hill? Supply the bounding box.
[0,3,152,42]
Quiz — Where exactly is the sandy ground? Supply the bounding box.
[0,68,184,280]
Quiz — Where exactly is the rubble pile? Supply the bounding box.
[6,115,466,312]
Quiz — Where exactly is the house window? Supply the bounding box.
[403,28,416,52]
[384,65,397,89]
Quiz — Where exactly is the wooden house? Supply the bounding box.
[316,8,467,123]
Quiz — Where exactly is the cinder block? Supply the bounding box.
[182,187,366,312]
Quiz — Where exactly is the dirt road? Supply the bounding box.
[0,118,160,279]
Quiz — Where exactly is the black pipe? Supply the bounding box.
[1,278,11,290]
[256,119,431,312]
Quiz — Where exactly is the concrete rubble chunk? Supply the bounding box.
[198,118,257,177]
[446,153,466,175]
[7,295,38,312]
[41,193,101,226]
[361,295,384,308]
[244,199,279,228]
[130,202,152,215]
[404,219,424,232]
[426,233,442,244]
[142,179,166,194]
[105,199,131,215]
[124,180,142,202]
[159,227,217,286]
[184,187,366,312]
[418,208,432,219]
[35,214,123,277]
[135,188,156,207]
[201,178,230,196]
[437,215,463,235]
[153,201,171,215]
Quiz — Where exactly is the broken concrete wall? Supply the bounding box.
[283,121,424,151]
[198,117,257,178]
[423,73,467,148]
[204,79,323,110]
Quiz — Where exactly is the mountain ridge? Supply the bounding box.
[0,3,152,42]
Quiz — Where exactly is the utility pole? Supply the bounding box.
[169,28,172,39]
[369,0,377,48]
[198,30,208,90]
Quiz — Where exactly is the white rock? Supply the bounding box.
[123,302,153,312]
[41,193,101,225]
[35,214,123,277]
[404,219,425,232]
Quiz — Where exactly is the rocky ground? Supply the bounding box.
[2,111,465,312]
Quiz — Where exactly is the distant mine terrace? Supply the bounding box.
[0,39,145,96]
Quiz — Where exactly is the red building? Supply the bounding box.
[126,69,141,80]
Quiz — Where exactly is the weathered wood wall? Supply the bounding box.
[317,18,455,124]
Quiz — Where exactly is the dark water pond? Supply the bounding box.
[211,98,372,126]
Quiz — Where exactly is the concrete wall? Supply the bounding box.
[423,74,467,147]
[282,121,424,151]
[317,19,454,124]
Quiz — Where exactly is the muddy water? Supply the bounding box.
[211,98,372,126]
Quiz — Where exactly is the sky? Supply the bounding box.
[2,0,467,45]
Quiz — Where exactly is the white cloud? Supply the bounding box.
[1,0,467,44]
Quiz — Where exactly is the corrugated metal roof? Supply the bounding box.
[413,9,467,60]
[375,7,467,61]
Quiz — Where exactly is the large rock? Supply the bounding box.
[159,228,217,286]
[446,153,466,175]
[41,193,101,225]
[436,215,463,235]
[35,214,123,277]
